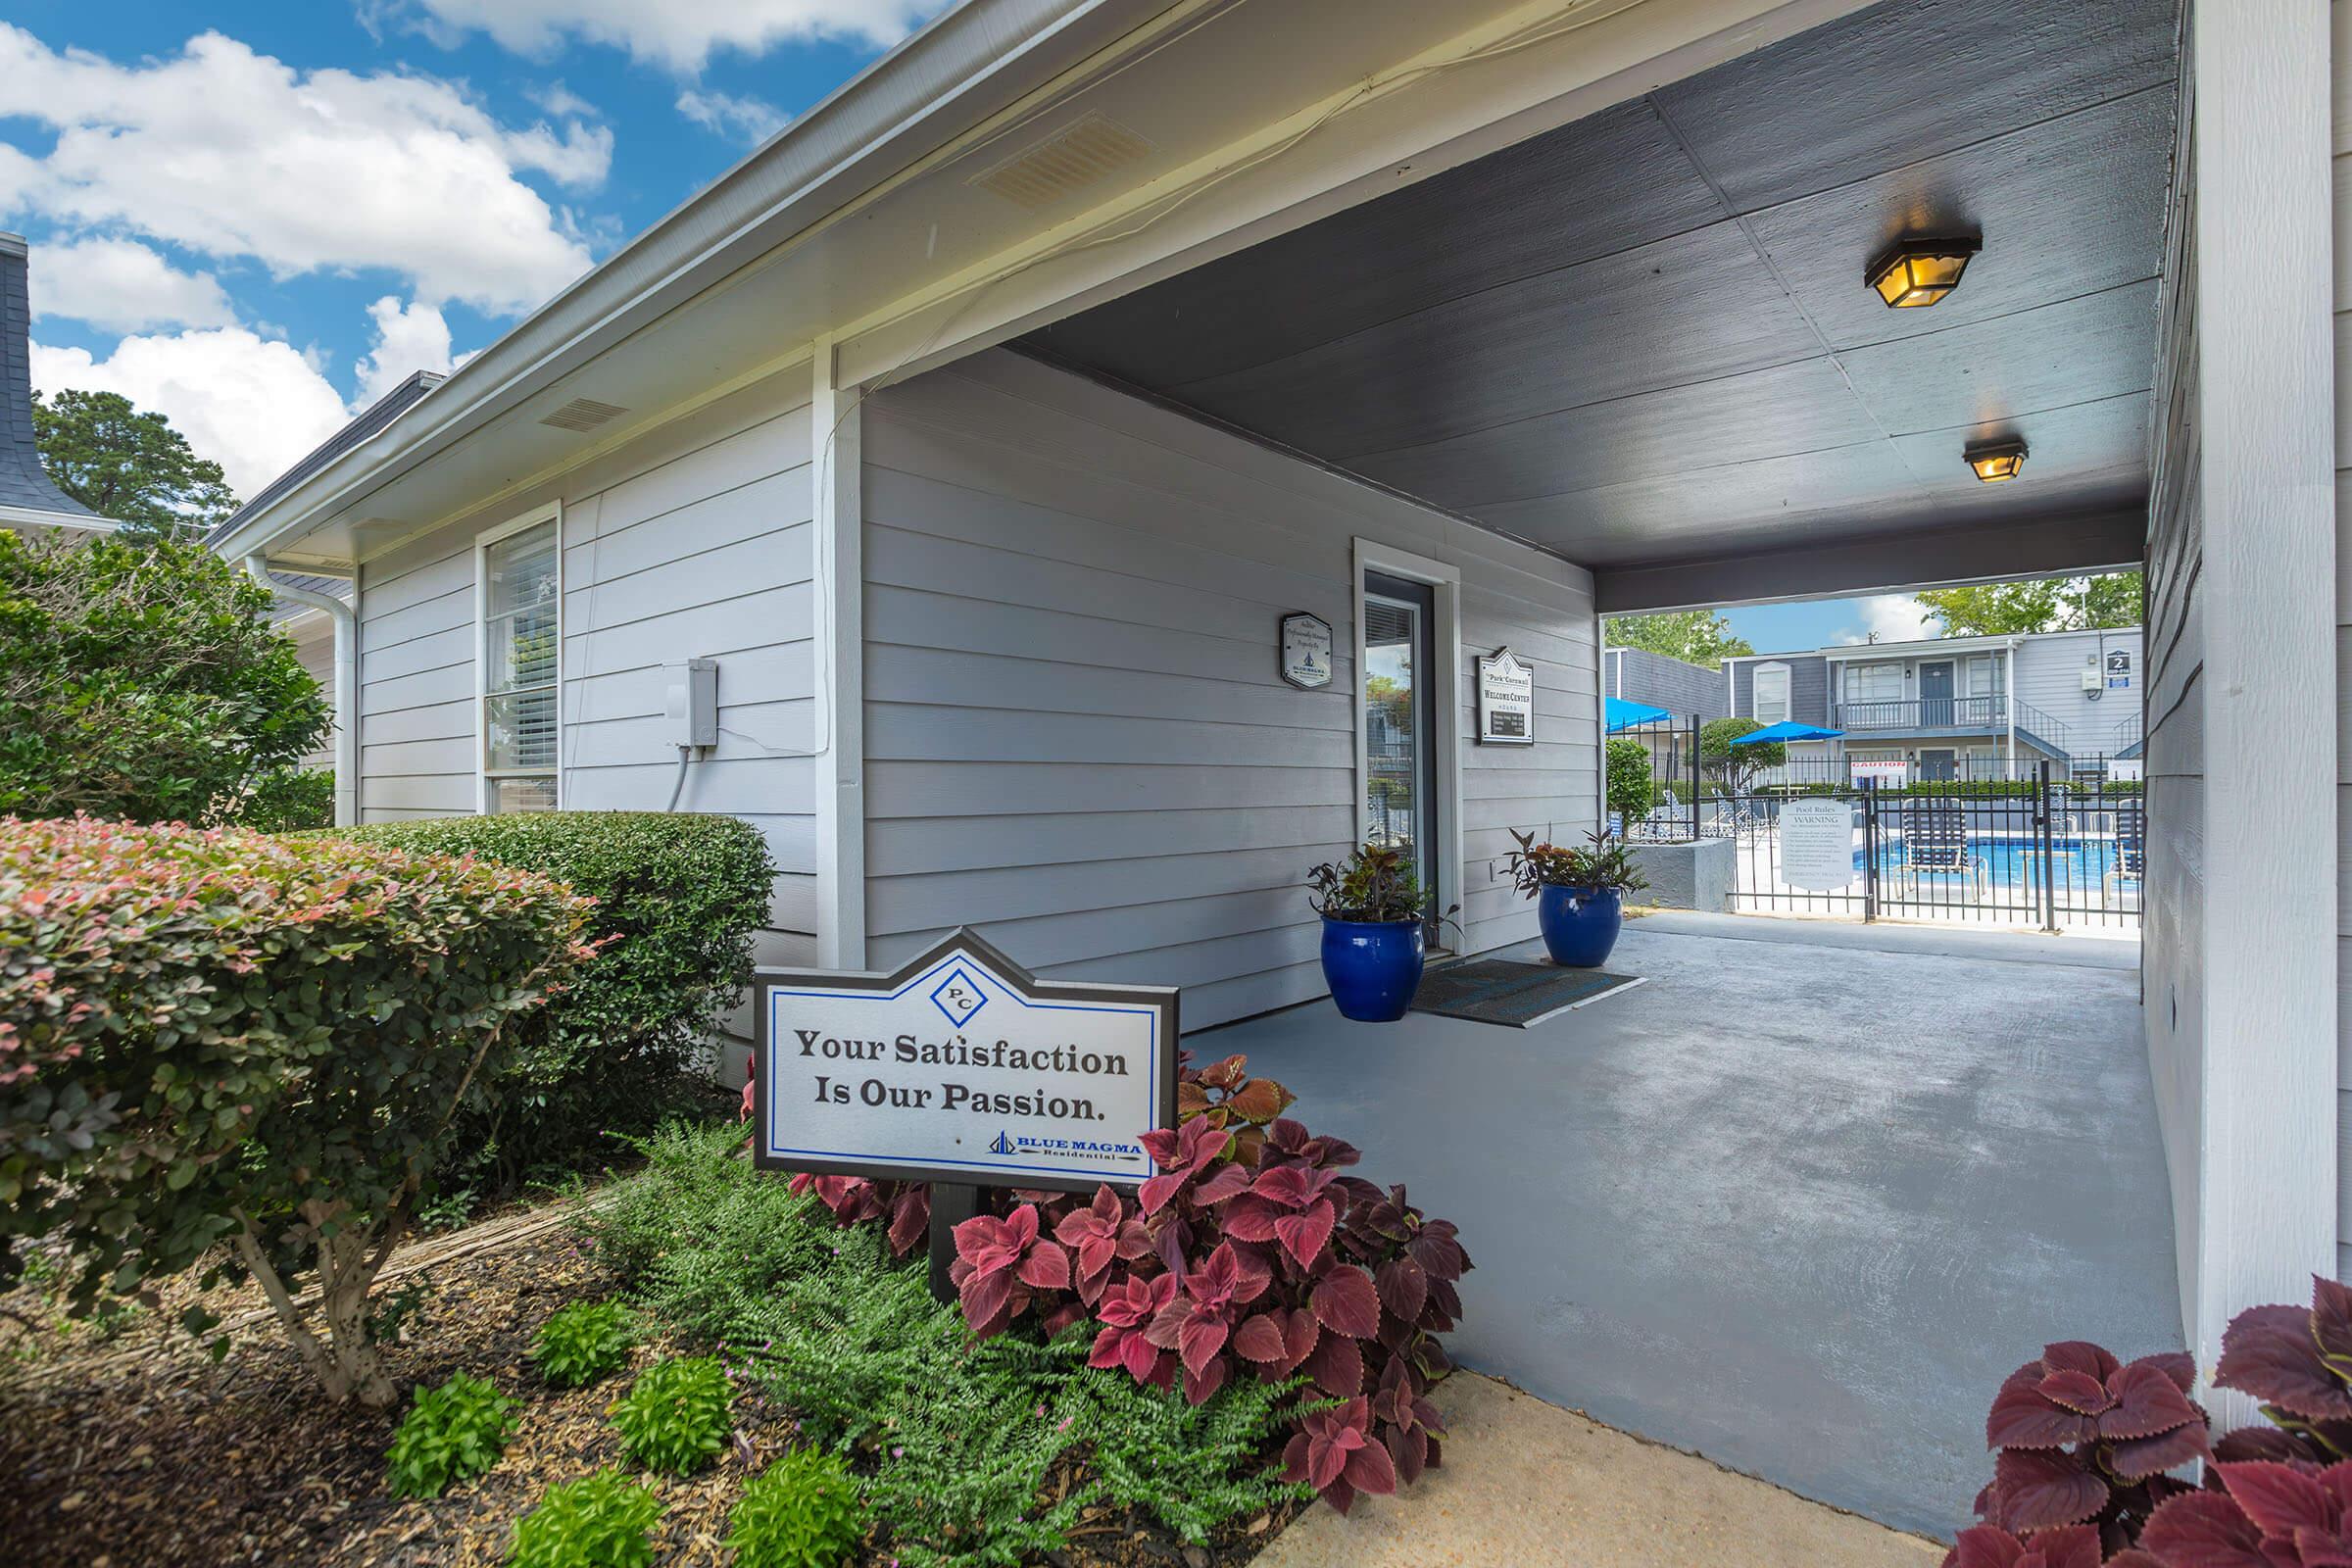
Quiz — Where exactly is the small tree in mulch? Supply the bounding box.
[0,815,597,1406]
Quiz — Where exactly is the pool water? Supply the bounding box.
[1869,834,2135,889]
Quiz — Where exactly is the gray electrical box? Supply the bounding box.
[663,659,718,748]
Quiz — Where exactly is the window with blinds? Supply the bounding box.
[481,519,559,812]
[1752,662,1791,724]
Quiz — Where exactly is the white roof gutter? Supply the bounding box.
[212,0,1176,566]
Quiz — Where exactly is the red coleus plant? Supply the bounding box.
[780,1049,1471,1517]
[2132,1460,2352,1567]
[787,1170,930,1259]
[1280,1396,1397,1515]
[949,1202,1071,1338]
[1977,1342,2207,1543]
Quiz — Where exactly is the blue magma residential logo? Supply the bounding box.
[985,1130,1145,1164]
[988,1129,1016,1155]
[929,966,987,1028]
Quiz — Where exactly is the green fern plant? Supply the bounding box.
[507,1470,663,1568]
[727,1447,867,1568]
[533,1298,636,1389]
[611,1355,731,1475]
[386,1371,519,1498]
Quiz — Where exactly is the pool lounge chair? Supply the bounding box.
[2104,805,2144,899]
[1900,806,1986,892]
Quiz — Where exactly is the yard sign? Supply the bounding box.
[752,928,1178,1194]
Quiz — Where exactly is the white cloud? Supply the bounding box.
[352,295,460,406]
[28,237,237,333]
[31,329,352,500]
[527,80,601,120]
[0,25,611,315]
[676,87,789,145]
[387,0,948,72]
[1842,595,1937,646]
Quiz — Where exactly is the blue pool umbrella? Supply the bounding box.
[1604,697,1672,733]
[1731,720,1844,745]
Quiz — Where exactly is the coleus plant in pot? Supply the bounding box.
[1304,843,1459,1022]
[1504,828,1646,968]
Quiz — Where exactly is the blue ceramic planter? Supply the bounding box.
[1538,884,1623,967]
[1320,917,1425,1022]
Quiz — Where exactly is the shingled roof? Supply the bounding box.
[0,232,105,530]
[213,369,443,542]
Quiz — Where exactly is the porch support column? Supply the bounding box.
[2183,0,2336,1369]
[812,334,867,970]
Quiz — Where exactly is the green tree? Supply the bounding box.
[1605,737,1655,823]
[1604,609,1754,665]
[31,388,240,539]
[1915,572,2142,637]
[1701,716,1783,793]
[0,529,328,823]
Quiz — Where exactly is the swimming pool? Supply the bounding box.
[1870,834,2135,889]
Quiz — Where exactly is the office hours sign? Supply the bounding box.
[753,929,1179,1193]
[1476,646,1535,744]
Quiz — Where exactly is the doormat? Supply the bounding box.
[1410,959,1644,1028]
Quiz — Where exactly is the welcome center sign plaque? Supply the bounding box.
[752,929,1179,1193]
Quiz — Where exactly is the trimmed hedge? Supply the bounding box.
[0,814,594,1401]
[334,812,776,1193]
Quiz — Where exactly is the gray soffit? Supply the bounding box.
[0,233,103,527]
[218,370,445,541]
[1017,0,2180,577]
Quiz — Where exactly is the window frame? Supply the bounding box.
[474,505,564,814]
[1752,661,1792,725]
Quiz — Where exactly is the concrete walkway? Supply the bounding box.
[1250,1373,1940,1567]
[1200,913,2179,1539]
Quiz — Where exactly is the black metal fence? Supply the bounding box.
[1719,759,2142,930]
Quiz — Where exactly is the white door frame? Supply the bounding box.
[1351,537,1463,943]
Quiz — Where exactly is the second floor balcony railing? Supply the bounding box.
[1833,695,2007,731]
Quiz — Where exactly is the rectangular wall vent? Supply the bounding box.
[539,397,629,433]
[969,113,1154,211]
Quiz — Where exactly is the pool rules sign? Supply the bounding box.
[753,929,1178,1194]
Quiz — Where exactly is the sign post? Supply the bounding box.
[753,929,1179,1300]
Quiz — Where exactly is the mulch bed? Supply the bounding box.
[0,1220,1302,1568]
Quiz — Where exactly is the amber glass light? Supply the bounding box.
[1965,439,2028,483]
[1866,236,1982,308]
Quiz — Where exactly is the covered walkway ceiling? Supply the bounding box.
[1021,0,2178,604]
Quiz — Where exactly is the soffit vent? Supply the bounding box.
[969,113,1154,211]
[539,397,629,433]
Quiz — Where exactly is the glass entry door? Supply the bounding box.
[1363,571,1438,926]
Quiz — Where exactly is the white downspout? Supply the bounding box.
[246,557,358,828]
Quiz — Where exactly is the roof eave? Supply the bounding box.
[210,0,1171,566]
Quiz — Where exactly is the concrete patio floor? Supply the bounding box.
[1198,909,2180,1539]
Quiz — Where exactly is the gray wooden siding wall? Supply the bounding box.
[2335,0,2352,1284]
[2141,50,2205,1300]
[353,376,821,1035]
[2009,629,2146,755]
[859,350,1597,1031]
[1726,654,1829,724]
[1612,645,1726,721]
[293,622,337,770]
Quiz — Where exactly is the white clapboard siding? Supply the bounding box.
[2337,0,2352,1278]
[863,350,1596,1031]
[353,378,820,966]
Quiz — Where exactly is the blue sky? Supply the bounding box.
[0,1,948,494]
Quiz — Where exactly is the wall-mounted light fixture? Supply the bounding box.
[1866,235,1982,308]
[1965,438,2028,483]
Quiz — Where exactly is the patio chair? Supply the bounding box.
[2104,804,2145,897]
[1899,805,1986,892]
[1631,789,1686,842]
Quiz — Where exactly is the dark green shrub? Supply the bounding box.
[0,529,327,823]
[727,1447,867,1568]
[611,1355,732,1474]
[335,812,775,1193]
[387,1371,520,1497]
[1604,738,1654,823]
[0,815,594,1405]
[508,1470,663,1568]
[532,1298,637,1389]
[1701,716,1782,791]
[235,766,335,832]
